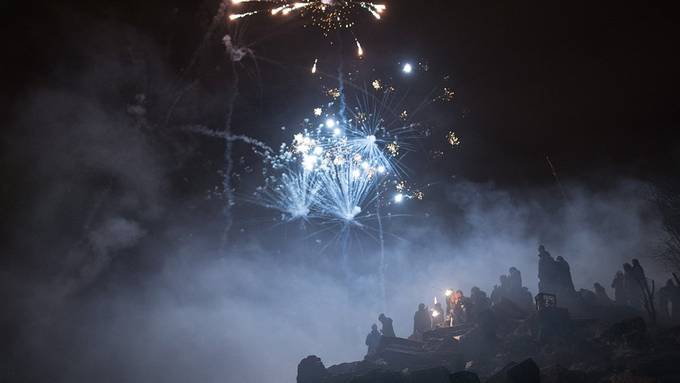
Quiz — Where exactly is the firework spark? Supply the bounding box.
[356,39,364,57]
[228,1,386,35]
[447,131,461,147]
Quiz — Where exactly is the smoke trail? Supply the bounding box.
[182,125,273,153]
[376,196,387,312]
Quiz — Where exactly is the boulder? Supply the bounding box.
[628,350,680,378]
[507,359,540,383]
[298,355,329,383]
[406,366,451,383]
[533,307,572,342]
[540,365,588,383]
[348,369,404,383]
[599,317,647,347]
[486,358,539,383]
[450,370,481,383]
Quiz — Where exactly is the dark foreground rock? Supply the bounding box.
[299,307,680,383]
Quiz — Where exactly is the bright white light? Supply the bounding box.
[314,107,322,116]
[377,165,386,174]
[402,63,413,74]
[333,128,341,136]
[445,289,454,297]
[352,169,361,178]
[394,193,404,203]
[431,310,440,318]
[361,161,370,170]
[325,119,336,128]
[302,154,317,170]
[366,135,377,144]
[313,146,324,155]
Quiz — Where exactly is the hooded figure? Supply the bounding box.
[508,267,523,291]
[611,270,626,304]
[378,313,396,337]
[365,324,381,357]
[491,275,509,304]
[413,303,432,340]
[555,256,575,292]
[658,279,675,322]
[623,263,641,308]
[538,245,557,294]
[631,259,648,290]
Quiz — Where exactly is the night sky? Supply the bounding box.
[1,1,679,382]
[4,0,679,184]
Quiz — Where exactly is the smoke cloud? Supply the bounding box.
[0,17,669,383]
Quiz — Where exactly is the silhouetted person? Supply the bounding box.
[491,275,509,304]
[492,268,534,310]
[412,303,431,340]
[611,270,626,304]
[671,281,680,322]
[452,290,471,324]
[594,282,612,306]
[555,256,575,292]
[658,279,675,323]
[538,245,557,294]
[378,313,395,337]
[365,324,381,357]
[508,267,522,291]
[470,286,491,315]
[623,263,641,308]
[631,259,648,290]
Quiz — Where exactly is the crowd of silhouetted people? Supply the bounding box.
[365,245,680,357]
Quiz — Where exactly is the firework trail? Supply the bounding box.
[184,125,273,153]
[228,1,386,32]
[228,0,386,60]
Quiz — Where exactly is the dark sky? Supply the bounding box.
[3,0,679,186]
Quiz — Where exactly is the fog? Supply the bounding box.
[1,22,669,383]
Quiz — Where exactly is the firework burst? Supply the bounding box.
[229,0,386,33]
[253,91,418,225]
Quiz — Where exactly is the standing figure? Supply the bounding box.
[470,286,491,316]
[378,313,396,337]
[538,245,557,294]
[555,256,576,293]
[491,275,509,304]
[412,303,432,341]
[623,263,641,308]
[452,290,471,324]
[365,324,381,357]
[658,279,675,322]
[671,281,680,323]
[611,270,626,305]
[631,259,648,290]
[508,267,523,291]
[431,302,445,328]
